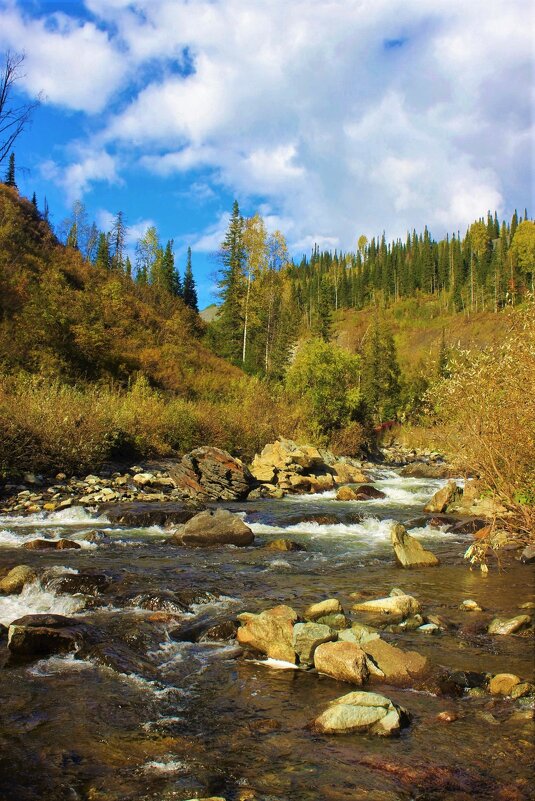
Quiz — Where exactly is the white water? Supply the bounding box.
[0,506,110,528]
[0,577,86,626]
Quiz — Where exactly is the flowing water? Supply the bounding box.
[0,469,533,801]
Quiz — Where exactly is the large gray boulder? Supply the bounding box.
[293,622,336,666]
[310,690,410,736]
[167,447,254,501]
[390,523,439,568]
[173,509,254,547]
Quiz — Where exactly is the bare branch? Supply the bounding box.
[0,50,40,164]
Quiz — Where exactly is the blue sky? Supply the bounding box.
[1,0,533,308]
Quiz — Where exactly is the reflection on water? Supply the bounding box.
[0,469,533,801]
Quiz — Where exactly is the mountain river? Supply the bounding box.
[0,468,533,801]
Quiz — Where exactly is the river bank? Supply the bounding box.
[0,454,533,801]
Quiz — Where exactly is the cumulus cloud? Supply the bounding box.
[3,0,532,248]
[41,147,121,202]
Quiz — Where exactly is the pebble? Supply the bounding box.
[436,710,458,723]
[460,599,483,612]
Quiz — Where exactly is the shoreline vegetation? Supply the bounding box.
[0,184,533,547]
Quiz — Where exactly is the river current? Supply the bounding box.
[0,468,533,801]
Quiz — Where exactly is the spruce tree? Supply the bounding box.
[31,191,37,209]
[313,275,333,341]
[160,240,176,294]
[110,211,127,271]
[94,232,111,270]
[4,152,16,187]
[216,200,246,362]
[183,247,198,311]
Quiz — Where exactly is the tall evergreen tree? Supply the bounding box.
[160,239,176,294]
[183,247,198,311]
[4,151,16,187]
[31,191,37,209]
[216,200,246,362]
[94,232,111,270]
[110,211,127,271]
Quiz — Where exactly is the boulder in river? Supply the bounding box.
[353,485,387,500]
[98,501,204,527]
[23,538,81,550]
[520,545,535,564]
[7,614,85,659]
[169,446,254,501]
[313,641,369,684]
[351,594,421,618]
[237,604,298,663]
[336,486,358,501]
[0,565,36,594]
[173,509,254,547]
[293,622,336,666]
[390,523,439,568]
[331,463,368,484]
[304,598,342,621]
[487,615,531,635]
[46,573,111,596]
[361,638,430,687]
[488,673,521,696]
[264,538,306,552]
[400,462,456,479]
[424,481,461,514]
[310,690,410,736]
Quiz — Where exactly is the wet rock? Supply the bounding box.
[385,614,425,633]
[310,690,410,736]
[82,530,111,544]
[489,673,521,695]
[83,641,157,678]
[170,446,254,501]
[173,509,254,547]
[332,463,368,484]
[293,622,336,666]
[335,486,358,501]
[390,523,439,568]
[170,618,238,643]
[22,538,58,550]
[7,614,85,659]
[400,463,456,479]
[338,622,380,645]
[0,565,36,594]
[361,639,430,686]
[488,615,531,635]
[304,598,342,620]
[510,682,535,699]
[520,545,535,564]
[436,710,458,723]
[129,592,189,614]
[98,501,204,527]
[446,518,488,536]
[353,485,386,500]
[352,594,421,618]
[424,481,461,514]
[460,599,483,612]
[313,641,369,684]
[315,613,349,630]
[417,623,440,634]
[47,573,111,596]
[56,539,82,550]
[248,485,285,499]
[264,538,306,552]
[237,604,297,663]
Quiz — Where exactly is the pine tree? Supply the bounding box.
[361,314,401,422]
[183,247,198,311]
[4,152,16,188]
[216,200,246,362]
[43,196,50,223]
[313,275,333,342]
[110,211,127,271]
[160,240,176,294]
[31,191,37,209]
[94,232,111,270]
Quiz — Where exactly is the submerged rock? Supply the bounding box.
[336,486,358,501]
[0,565,36,595]
[237,604,298,663]
[313,641,369,684]
[173,509,254,547]
[98,501,204,527]
[488,615,531,635]
[390,523,439,568]
[7,614,86,659]
[310,690,410,736]
[264,538,306,552]
[46,573,111,596]
[353,485,387,500]
[22,538,81,550]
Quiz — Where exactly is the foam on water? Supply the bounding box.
[252,658,300,670]
[0,528,97,549]
[27,654,95,677]
[0,506,110,529]
[142,758,189,775]
[0,578,85,626]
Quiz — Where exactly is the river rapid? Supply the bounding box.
[0,468,533,801]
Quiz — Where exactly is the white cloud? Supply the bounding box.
[5,0,532,247]
[41,147,120,201]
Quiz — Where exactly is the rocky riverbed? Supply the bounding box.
[0,453,533,801]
